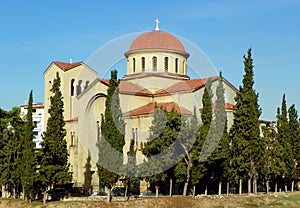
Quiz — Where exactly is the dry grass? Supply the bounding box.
[1,192,300,208]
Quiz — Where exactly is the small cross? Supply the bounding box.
[155,18,160,31]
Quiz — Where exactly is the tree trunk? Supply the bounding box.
[22,186,26,200]
[124,182,129,201]
[285,183,287,192]
[43,185,51,204]
[275,181,278,193]
[183,182,188,196]
[253,177,257,194]
[155,185,159,198]
[266,180,269,194]
[205,182,208,195]
[107,188,112,202]
[169,179,173,197]
[291,180,294,192]
[248,178,251,194]
[218,181,222,195]
[192,185,196,197]
[239,178,242,195]
[226,181,229,196]
[13,186,16,199]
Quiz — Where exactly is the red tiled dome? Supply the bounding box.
[128,30,186,53]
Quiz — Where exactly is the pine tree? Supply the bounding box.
[229,48,262,194]
[97,70,125,202]
[39,72,71,203]
[20,90,37,201]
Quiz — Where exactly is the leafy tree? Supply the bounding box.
[97,70,125,202]
[229,48,262,194]
[39,72,71,203]
[20,90,37,201]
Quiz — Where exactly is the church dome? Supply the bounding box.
[127,30,188,56]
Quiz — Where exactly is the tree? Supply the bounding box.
[229,48,262,194]
[39,72,71,204]
[287,104,299,191]
[97,70,125,202]
[20,90,37,201]
[276,95,294,192]
[210,73,230,195]
[0,107,24,198]
[142,107,180,197]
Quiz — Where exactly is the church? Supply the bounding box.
[43,20,237,193]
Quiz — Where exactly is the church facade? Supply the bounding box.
[43,24,237,192]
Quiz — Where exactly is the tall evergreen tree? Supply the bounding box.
[39,72,71,203]
[20,90,37,201]
[97,70,125,202]
[0,107,24,198]
[287,104,299,191]
[229,48,262,194]
[276,94,294,192]
[210,73,230,195]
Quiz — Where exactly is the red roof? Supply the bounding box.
[98,78,110,86]
[155,77,218,95]
[128,31,187,54]
[65,117,78,122]
[128,102,191,117]
[199,103,234,111]
[119,81,152,95]
[53,61,82,71]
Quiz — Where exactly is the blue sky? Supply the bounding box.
[0,0,300,121]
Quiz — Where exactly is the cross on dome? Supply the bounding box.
[155,18,160,31]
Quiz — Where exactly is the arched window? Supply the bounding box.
[175,58,178,73]
[152,56,157,71]
[164,57,168,71]
[71,79,75,96]
[141,57,145,71]
[133,58,136,73]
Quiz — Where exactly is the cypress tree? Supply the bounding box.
[276,95,294,192]
[97,70,125,202]
[230,48,262,194]
[40,72,71,203]
[287,104,299,191]
[20,90,37,201]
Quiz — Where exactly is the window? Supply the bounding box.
[132,128,138,147]
[175,58,178,73]
[164,57,168,71]
[97,121,101,142]
[141,57,145,71]
[71,132,75,146]
[71,79,75,96]
[152,56,157,71]
[133,58,136,73]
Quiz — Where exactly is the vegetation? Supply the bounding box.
[39,72,72,203]
[97,70,126,202]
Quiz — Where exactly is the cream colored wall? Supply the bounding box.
[127,51,187,75]
[127,75,183,92]
[120,93,152,114]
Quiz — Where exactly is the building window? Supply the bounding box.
[71,79,75,96]
[152,56,157,71]
[71,132,75,146]
[97,121,101,142]
[132,128,138,147]
[133,58,136,73]
[164,57,168,71]
[175,58,178,73]
[141,57,145,71]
